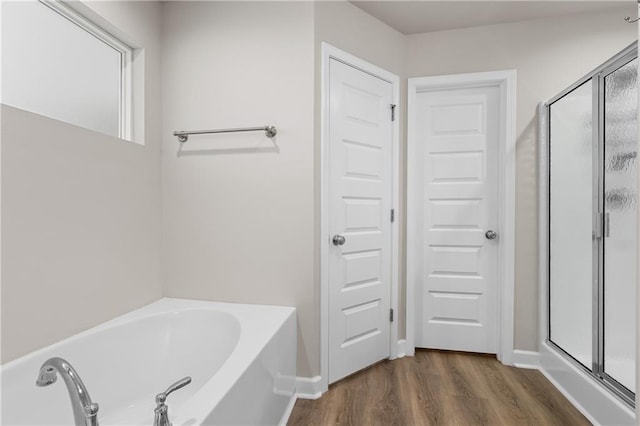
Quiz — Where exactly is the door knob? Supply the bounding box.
[332,234,346,246]
[485,230,498,240]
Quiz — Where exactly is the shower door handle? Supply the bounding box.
[594,212,610,239]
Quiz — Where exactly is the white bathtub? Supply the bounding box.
[0,298,297,425]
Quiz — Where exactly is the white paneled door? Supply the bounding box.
[415,86,500,353]
[328,58,393,383]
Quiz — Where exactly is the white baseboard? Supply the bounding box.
[298,340,408,401]
[278,395,298,426]
[293,349,537,402]
[512,349,540,369]
[295,376,323,400]
[395,339,407,358]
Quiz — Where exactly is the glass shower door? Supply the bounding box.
[603,57,637,394]
[547,43,637,406]
[548,81,594,370]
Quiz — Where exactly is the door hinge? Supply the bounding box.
[390,308,394,322]
[390,208,395,223]
[390,104,396,121]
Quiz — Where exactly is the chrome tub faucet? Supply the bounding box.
[36,357,99,426]
[154,376,192,426]
[35,356,190,426]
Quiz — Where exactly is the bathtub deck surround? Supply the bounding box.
[0,298,297,426]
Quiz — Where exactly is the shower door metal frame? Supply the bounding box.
[546,42,637,408]
[597,48,637,405]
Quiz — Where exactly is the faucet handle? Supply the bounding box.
[154,377,191,426]
[155,376,192,405]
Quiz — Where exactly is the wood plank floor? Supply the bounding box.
[288,350,590,426]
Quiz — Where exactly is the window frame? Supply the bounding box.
[39,0,133,141]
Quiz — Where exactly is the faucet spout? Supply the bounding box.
[36,357,99,426]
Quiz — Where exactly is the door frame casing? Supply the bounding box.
[406,70,517,364]
[320,43,401,393]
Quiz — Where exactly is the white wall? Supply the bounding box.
[407,7,636,351]
[3,0,635,381]
[0,1,163,363]
[162,3,636,378]
[161,1,317,376]
[314,2,406,78]
[160,1,405,378]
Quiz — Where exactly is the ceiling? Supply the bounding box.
[350,1,635,35]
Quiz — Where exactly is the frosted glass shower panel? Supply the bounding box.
[603,58,637,393]
[549,80,593,369]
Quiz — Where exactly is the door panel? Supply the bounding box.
[548,80,594,369]
[603,57,637,392]
[416,86,499,353]
[328,59,393,383]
